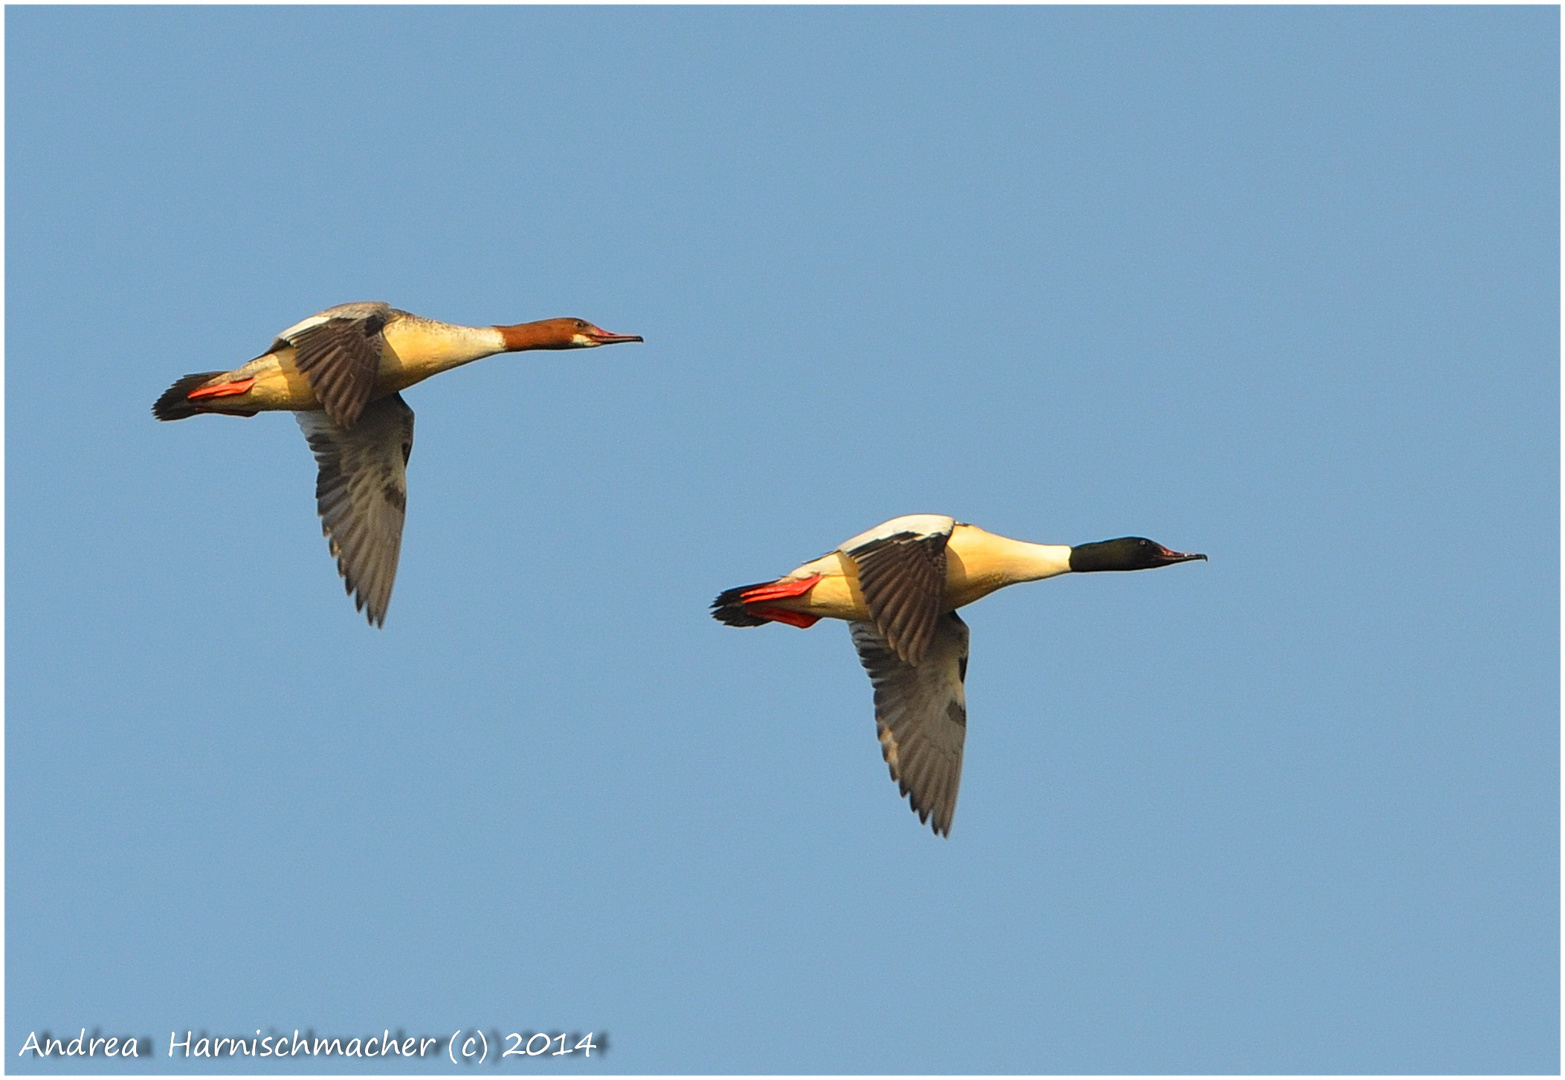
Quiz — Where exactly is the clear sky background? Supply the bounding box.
[6,5,1558,1075]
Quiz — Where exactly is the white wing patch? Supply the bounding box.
[275,301,395,344]
[274,313,333,342]
[838,514,955,554]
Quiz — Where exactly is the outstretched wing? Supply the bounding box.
[282,302,393,429]
[296,392,415,626]
[850,611,969,836]
[843,516,954,665]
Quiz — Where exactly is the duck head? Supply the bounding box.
[497,318,644,351]
[1068,537,1207,573]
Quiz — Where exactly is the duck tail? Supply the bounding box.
[153,372,227,421]
[711,582,777,627]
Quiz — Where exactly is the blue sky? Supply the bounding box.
[6,5,1558,1074]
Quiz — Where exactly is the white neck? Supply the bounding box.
[997,539,1074,583]
[945,526,1073,608]
[382,318,508,379]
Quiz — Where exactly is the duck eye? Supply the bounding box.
[575,320,587,329]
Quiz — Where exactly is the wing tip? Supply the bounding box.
[345,575,390,628]
[906,787,955,837]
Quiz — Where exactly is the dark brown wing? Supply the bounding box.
[285,302,393,429]
[850,611,969,836]
[296,392,415,627]
[845,526,951,665]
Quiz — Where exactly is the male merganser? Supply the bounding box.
[154,302,642,625]
[711,514,1206,836]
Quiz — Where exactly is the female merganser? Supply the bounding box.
[154,302,642,625]
[711,514,1206,836]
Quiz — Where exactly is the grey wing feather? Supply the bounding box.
[846,526,951,665]
[850,611,969,836]
[286,302,394,429]
[297,392,415,627]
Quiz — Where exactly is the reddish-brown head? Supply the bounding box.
[496,317,643,351]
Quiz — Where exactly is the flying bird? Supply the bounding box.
[154,302,642,625]
[712,514,1206,836]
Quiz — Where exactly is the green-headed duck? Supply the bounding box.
[712,514,1205,836]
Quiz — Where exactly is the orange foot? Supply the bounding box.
[740,574,823,628]
[746,605,821,629]
[187,376,256,401]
